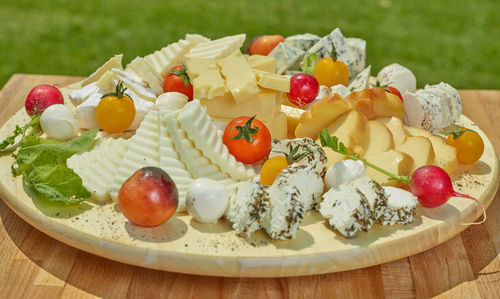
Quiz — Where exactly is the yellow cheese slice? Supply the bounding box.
[428,136,458,175]
[254,70,290,93]
[396,136,435,173]
[216,52,259,104]
[404,126,433,138]
[358,120,394,155]
[82,54,123,87]
[364,149,414,187]
[185,58,226,99]
[247,55,276,73]
[376,117,407,147]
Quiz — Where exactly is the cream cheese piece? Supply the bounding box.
[325,160,365,189]
[216,52,259,103]
[67,137,129,203]
[109,111,161,201]
[81,54,123,87]
[185,58,226,99]
[177,100,257,181]
[184,34,246,59]
[185,178,228,224]
[40,104,79,140]
[156,92,188,110]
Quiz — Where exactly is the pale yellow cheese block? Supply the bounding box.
[247,54,276,73]
[364,149,414,187]
[216,53,260,104]
[358,120,394,155]
[395,136,435,173]
[295,94,353,139]
[81,54,123,87]
[185,58,226,99]
[254,70,290,93]
[199,88,281,123]
[428,136,458,174]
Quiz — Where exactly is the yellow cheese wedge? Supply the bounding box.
[428,136,458,175]
[396,136,435,172]
[364,149,414,187]
[216,52,260,103]
[254,70,290,93]
[82,54,123,87]
[347,88,404,120]
[359,120,394,155]
[199,88,280,122]
[295,94,353,139]
[376,117,407,147]
[185,58,226,99]
[247,55,276,73]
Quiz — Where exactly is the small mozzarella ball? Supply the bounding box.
[325,160,365,189]
[185,178,228,224]
[156,92,188,110]
[40,104,79,140]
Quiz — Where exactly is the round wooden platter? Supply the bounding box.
[0,107,498,278]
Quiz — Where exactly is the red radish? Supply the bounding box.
[287,73,319,108]
[25,84,64,115]
[410,165,486,224]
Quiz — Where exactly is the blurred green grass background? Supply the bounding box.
[0,0,498,89]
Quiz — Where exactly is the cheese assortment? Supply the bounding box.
[29,28,474,241]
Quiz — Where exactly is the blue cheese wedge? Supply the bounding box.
[261,182,305,240]
[380,186,418,225]
[284,33,321,51]
[347,65,371,92]
[272,163,324,211]
[268,42,305,74]
[226,178,270,238]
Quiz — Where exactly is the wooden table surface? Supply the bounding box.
[0,74,499,298]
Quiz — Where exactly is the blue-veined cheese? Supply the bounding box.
[109,111,161,201]
[184,34,246,59]
[348,65,371,92]
[177,100,257,181]
[284,33,321,51]
[268,42,305,75]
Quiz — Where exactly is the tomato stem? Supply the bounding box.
[232,116,259,142]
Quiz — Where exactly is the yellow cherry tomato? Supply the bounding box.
[313,57,349,87]
[446,128,484,164]
[96,81,135,134]
[259,156,289,185]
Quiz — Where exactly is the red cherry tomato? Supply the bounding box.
[223,116,271,164]
[163,64,194,101]
[384,86,403,102]
[287,73,319,108]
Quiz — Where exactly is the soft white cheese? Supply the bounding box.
[156,92,188,110]
[40,104,79,140]
[330,84,351,98]
[325,160,365,189]
[68,82,102,106]
[376,63,417,94]
[186,178,228,224]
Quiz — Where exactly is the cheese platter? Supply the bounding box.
[0,28,498,277]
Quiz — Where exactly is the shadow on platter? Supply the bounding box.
[24,182,93,218]
[124,216,188,243]
[239,227,315,251]
[189,218,233,234]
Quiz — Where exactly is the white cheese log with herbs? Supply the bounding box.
[158,110,194,211]
[81,54,123,87]
[177,100,257,181]
[379,186,418,225]
[226,178,270,238]
[377,63,417,94]
[269,138,327,177]
[284,33,321,51]
[163,110,238,190]
[348,65,371,92]
[109,111,161,201]
[268,42,305,74]
[67,137,129,203]
[184,34,246,59]
[423,82,462,122]
[125,56,164,95]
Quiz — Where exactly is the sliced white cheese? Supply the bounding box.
[109,111,161,201]
[144,38,196,77]
[184,34,246,59]
[125,57,164,95]
[68,82,102,106]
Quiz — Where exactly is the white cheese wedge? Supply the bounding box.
[377,63,417,94]
[184,33,210,44]
[158,110,194,211]
[163,110,238,190]
[185,58,226,99]
[68,137,129,203]
[143,39,195,76]
[184,34,246,59]
[216,52,260,103]
[268,42,305,74]
[177,100,257,181]
[81,54,123,87]
[281,104,305,119]
[109,111,161,201]
[68,82,102,106]
[380,186,418,225]
[348,65,371,92]
[125,57,164,95]
[110,69,156,102]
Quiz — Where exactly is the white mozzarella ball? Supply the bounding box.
[40,104,79,140]
[377,63,417,94]
[156,92,188,110]
[185,178,228,224]
[325,160,365,189]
